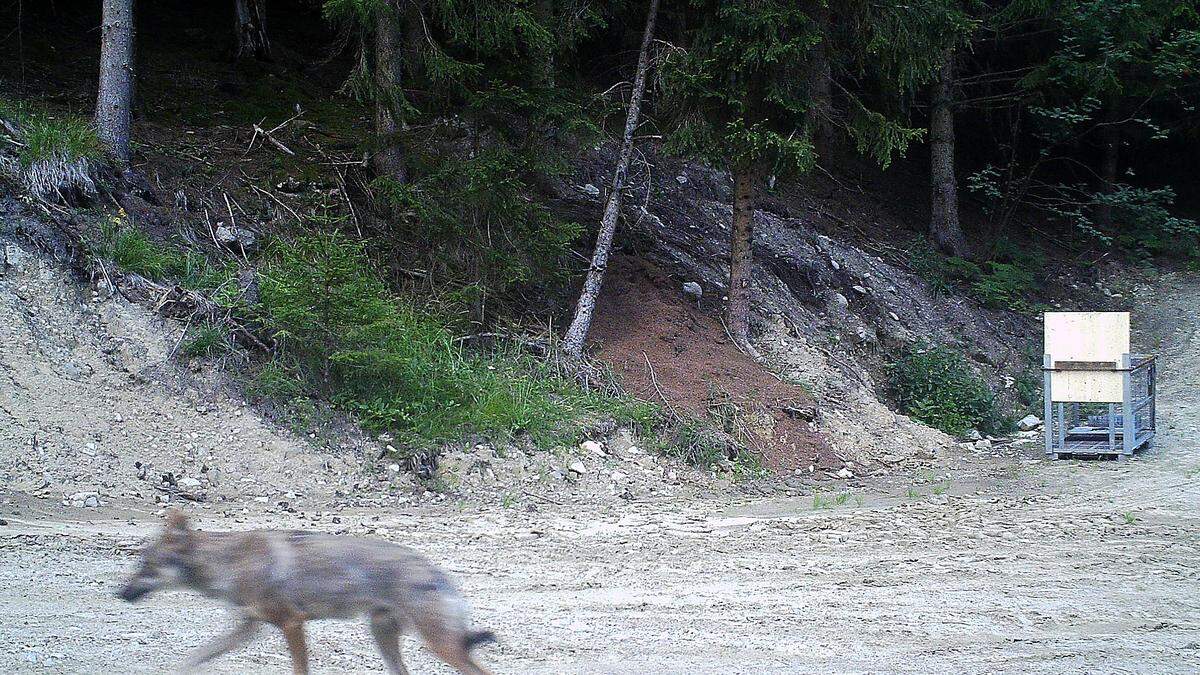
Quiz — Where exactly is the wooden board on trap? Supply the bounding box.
[1042,312,1155,459]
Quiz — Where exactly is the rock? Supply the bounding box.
[682,281,703,301]
[974,439,993,451]
[580,440,605,457]
[84,495,100,508]
[826,291,850,312]
[675,175,688,185]
[178,477,202,489]
[888,311,900,322]
[579,183,601,197]
[568,461,587,475]
[215,224,258,251]
[836,467,854,479]
[851,285,869,295]
[610,470,627,481]
[965,429,983,442]
[1017,414,1042,431]
[3,243,26,272]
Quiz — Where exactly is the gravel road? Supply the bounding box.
[3,274,1198,674]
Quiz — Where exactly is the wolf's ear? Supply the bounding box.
[164,508,191,532]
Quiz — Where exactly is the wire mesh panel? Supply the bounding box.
[1042,353,1156,459]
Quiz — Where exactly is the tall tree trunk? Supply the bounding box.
[561,0,659,357]
[234,0,270,61]
[373,0,404,182]
[97,0,135,166]
[1095,110,1120,232]
[804,3,834,158]
[728,165,759,347]
[929,49,966,256]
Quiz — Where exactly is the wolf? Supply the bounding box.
[117,510,495,674]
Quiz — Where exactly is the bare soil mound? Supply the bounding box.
[591,256,832,472]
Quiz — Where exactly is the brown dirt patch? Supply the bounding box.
[590,256,834,472]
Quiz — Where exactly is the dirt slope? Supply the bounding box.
[3,269,1198,673]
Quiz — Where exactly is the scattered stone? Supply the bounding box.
[682,281,703,302]
[84,494,100,508]
[974,439,993,451]
[836,467,854,479]
[215,224,258,251]
[675,175,688,185]
[1017,414,1042,432]
[889,311,900,322]
[568,461,587,475]
[580,440,605,457]
[579,183,601,197]
[178,477,202,490]
[851,285,869,295]
[966,429,983,442]
[826,291,850,312]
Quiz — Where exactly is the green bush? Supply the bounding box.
[908,237,1042,311]
[256,231,652,447]
[971,261,1036,310]
[888,344,1001,436]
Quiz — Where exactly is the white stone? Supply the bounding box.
[1017,414,1042,432]
[580,440,605,457]
[568,461,587,475]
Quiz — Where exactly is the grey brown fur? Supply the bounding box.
[118,511,494,674]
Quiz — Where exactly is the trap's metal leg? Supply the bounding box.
[1122,353,1135,457]
[1108,403,1116,454]
[1057,402,1066,451]
[1043,354,1054,457]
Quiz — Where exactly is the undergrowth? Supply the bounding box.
[888,343,1003,436]
[96,214,236,293]
[909,237,1043,311]
[0,100,103,201]
[253,231,655,452]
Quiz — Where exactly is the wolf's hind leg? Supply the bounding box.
[368,610,410,675]
[177,617,260,672]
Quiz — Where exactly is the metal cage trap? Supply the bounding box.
[1042,312,1156,460]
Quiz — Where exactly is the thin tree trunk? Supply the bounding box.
[805,3,834,157]
[561,0,660,357]
[234,0,270,61]
[373,0,404,182]
[97,0,135,166]
[1095,109,1120,232]
[728,165,758,347]
[929,49,966,256]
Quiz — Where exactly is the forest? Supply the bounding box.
[2,0,1198,470]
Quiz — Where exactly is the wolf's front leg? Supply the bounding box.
[176,617,261,672]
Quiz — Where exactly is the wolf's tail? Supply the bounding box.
[464,629,497,651]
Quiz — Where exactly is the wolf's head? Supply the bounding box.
[117,510,197,602]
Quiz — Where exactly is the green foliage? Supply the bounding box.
[372,142,582,313]
[908,237,1042,310]
[180,324,230,358]
[255,231,651,446]
[95,216,235,290]
[889,343,1001,436]
[0,103,102,200]
[98,217,178,279]
[660,1,820,174]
